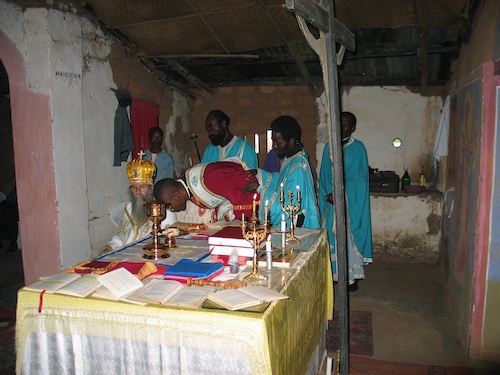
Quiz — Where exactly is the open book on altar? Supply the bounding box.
[24,273,84,294]
[128,279,216,308]
[206,286,289,311]
[24,273,103,298]
[92,267,147,305]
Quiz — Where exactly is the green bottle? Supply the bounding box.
[401,165,411,189]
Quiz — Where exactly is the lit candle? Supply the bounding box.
[266,234,273,271]
[280,182,284,201]
[265,199,269,222]
[281,213,286,248]
[296,185,301,201]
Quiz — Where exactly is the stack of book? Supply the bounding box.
[208,226,263,265]
[163,259,225,282]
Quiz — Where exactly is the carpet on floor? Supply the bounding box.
[349,355,474,375]
[327,310,373,356]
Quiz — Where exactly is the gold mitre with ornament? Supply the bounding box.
[126,150,156,185]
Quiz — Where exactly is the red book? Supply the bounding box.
[208,226,264,249]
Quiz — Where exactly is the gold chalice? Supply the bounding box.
[143,201,170,259]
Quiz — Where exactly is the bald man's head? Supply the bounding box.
[154,178,189,212]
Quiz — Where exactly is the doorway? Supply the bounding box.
[0,59,24,307]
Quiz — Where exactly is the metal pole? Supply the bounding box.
[190,134,202,162]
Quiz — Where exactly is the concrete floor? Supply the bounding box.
[1,244,498,374]
[344,260,465,366]
[339,260,500,374]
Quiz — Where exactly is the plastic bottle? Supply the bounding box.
[419,165,426,187]
[401,165,411,189]
[228,248,240,274]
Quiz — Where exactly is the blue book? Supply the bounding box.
[163,259,224,278]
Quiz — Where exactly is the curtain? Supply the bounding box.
[131,97,160,158]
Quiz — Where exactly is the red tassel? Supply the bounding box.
[38,290,46,313]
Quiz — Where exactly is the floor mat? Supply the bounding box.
[349,355,474,375]
[327,310,373,356]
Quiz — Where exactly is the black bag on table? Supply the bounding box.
[369,171,400,193]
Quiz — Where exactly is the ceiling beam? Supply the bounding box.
[259,0,316,94]
[156,59,214,93]
[151,54,259,59]
[285,0,355,51]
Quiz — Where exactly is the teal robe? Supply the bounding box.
[257,151,320,229]
[201,136,258,169]
[319,139,373,282]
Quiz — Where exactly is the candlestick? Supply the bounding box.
[280,186,301,244]
[241,205,269,281]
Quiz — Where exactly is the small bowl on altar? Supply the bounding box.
[403,185,425,194]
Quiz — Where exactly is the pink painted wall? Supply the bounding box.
[470,62,500,360]
[0,32,61,284]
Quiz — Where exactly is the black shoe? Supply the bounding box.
[348,280,358,292]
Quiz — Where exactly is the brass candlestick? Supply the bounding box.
[241,209,270,281]
[280,186,301,244]
[143,201,170,259]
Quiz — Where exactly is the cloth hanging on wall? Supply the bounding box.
[433,95,450,159]
[113,88,135,166]
[130,98,160,158]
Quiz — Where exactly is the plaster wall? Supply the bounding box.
[49,10,92,267]
[316,87,444,183]
[370,192,443,263]
[0,1,188,281]
[190,85,444,192]
[0,4,61,282]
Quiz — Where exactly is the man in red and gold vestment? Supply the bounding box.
[154,159,259,222]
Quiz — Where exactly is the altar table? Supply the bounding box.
[16,229,332,375]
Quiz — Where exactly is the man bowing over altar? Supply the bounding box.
[154,158,260,222]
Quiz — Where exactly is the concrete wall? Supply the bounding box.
[0,1,187,281]
[370,192,443,263]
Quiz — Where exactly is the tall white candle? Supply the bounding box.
[281,214,286,249]
[266,234,273,271]
[296,185,301,201]
[280,182,284,201]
